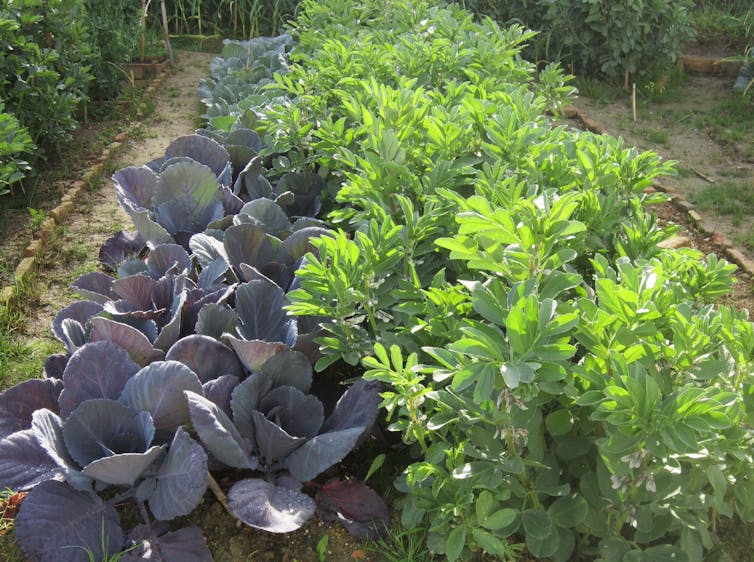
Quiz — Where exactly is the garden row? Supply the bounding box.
[1,0,754,561]
[0,0,146,196]
[224,0,754,559]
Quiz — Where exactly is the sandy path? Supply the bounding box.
[19,50,215,363]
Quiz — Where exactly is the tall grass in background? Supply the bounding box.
[155,0,299,38]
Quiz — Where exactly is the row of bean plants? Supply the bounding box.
[241,0,751,560]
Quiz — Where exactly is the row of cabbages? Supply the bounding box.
[0,128,387,561]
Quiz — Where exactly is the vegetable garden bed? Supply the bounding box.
[2,0,754,561]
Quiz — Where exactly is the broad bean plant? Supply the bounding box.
[259,0,754,559]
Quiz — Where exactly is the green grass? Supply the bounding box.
[573,76,623,105]
[0,274,61,390]
[169,34,224,53]
[0,335,60,390]
[654,92,754,155]
[0,489,25,562]
[689,180,754,226]
[636,126,670,145]
[675,165,694,178]
[635,68,688,105]
[364,525,435,562]
[694,95,754,155]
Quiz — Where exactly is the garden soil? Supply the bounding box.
[2,55,754,560]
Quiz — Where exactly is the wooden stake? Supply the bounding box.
[624,69,629,91]
[692,168,715,184]
[160,0,174,65]
[632,82,637,122]
[207,472,231,514]
[140,0,146,63]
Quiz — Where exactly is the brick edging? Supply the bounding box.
[0,69,169,306]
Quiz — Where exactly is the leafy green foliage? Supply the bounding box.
[265,0,754,558]
[463,0,695,80]
[0,0,93,154]
[0,103,33,196]
[0,0,141,183]
[158,0,299,37]
[84,0,142,99]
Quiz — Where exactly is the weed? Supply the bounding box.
[315,534,329,562]
[365,524,524,562]
[0,489,26,561]
[694,95,754,147]
[364,526,434,562]
[636,126,670,145]
[573,76,623,105]
[0,271,58,390]
[140,98,158,120]
[675,165,693,178]
[0,489,27,535]
[735,228,754,250]
[26,207,46,230]
[693,3,753,52]
[636,68,687,105]
[718,167,750,178]
[169,34,224,53]
[70,519,142,562]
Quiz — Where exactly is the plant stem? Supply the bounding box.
[207,472,231,514]
[137,500,151,526]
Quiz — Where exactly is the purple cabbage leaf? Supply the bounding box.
[123,523,212,561]
[186,350,380,532]
[15,480,124,562]
[315,478,390,539]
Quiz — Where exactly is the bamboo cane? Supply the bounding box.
[160,0,174,64]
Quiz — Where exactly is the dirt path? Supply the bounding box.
[9,50,215,380]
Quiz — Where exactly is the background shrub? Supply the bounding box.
[460,0,695,81]
[0,0,93,154]
[84,0,142,99]
[0,0,142,194]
